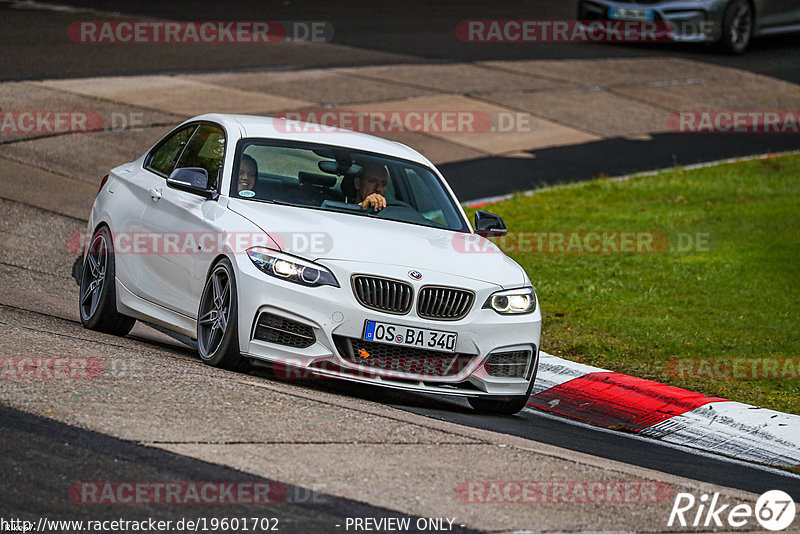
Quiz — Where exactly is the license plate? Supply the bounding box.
[363,320,457,353]
[609,7,653,20]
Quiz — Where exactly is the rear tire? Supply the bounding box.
[717,0,753,54]
[79,226,136,336]
[197,258,250,372]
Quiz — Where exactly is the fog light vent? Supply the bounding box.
[253,313,315,348]
[484,350,531,378]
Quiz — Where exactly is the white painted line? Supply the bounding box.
[643,402,800,467]
[531,351,606,394]
[1,0,87,12]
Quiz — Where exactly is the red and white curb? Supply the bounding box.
[526,352,800,469]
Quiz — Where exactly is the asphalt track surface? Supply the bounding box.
[2,0,799,83]
[443,132,800,201]
[0,403,478,533]
[1,217,799,529]
[268,373,800,498]
[2,1,799,200]
[2,0,800,529]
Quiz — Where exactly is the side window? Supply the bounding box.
[175,124,226,190]
[404,168,449,227]
[145,125,197,177]
[405,169,438,212]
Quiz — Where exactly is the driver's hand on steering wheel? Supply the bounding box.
[359,193,387,212]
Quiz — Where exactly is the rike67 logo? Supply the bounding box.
[668,490,796,531]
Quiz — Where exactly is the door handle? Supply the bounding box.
[149,187,162,201]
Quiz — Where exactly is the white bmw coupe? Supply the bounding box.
[79,114,541,414]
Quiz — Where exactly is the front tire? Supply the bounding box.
[197,258,249,371]
[718,0,753,54]
[468,354,539,415]
[79,226,136,336]
[468,394,531,415]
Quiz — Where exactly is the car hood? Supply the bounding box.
[228,199,527,288]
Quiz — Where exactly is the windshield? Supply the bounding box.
[230,139,469,232]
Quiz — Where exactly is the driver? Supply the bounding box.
[353,161,389,212]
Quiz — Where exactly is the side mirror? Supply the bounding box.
[166,167,218,200]
[474,210,507,238]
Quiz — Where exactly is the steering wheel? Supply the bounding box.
[365,199,414,214]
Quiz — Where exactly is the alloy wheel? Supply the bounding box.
[728,2,752,51]
[80,234,108,320]
[198,265,232,357]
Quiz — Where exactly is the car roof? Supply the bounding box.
[188,113,433,167]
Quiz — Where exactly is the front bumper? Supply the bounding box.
[579,0,725,42]
[234,256,542,397]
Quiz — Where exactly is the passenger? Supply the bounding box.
[237,154,258,193]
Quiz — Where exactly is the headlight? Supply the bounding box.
[246,247,339,288]
[483,287,536,315]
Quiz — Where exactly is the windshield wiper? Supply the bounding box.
[246,198,304,208]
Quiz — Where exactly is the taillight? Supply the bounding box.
[98,174,109,194]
